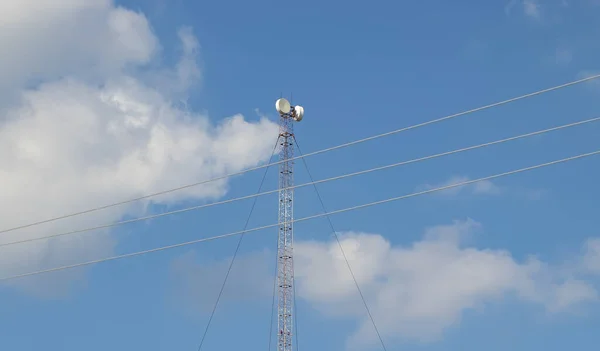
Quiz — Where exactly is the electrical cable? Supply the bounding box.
[294,136,387,351]
[196,137,279,351]
[3,115,598,249]
[1,148,597,282]
[2,74,598,235]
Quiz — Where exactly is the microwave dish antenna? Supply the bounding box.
[275,98,291,115]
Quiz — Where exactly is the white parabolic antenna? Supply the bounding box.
[293,105,304,122]
[275,98,291,115]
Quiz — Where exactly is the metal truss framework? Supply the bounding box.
[277,113,295,351]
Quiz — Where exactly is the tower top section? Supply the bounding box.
[275,98,304,122]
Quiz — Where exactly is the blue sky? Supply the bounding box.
[1,0,600,350]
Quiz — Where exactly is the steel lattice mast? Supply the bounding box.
[275,98,304,351]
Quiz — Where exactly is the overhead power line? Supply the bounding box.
[2,74,598,236]
[2,115,598,249]
[1,148,598,282]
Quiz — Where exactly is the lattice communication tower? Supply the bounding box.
[275,98,304,351]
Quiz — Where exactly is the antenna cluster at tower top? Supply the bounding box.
[275,98,304,122]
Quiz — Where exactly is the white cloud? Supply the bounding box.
[168,219,600,348]
[294,220,598,347]
[507,0,574,21]
[472,179,503,195]
[505,0,541,18]
[0,0,157,101]
[417,176,503,196]
[524,0,541,18]
[583,238,600,274]
[143,26,202,98]
[0,0,279,296]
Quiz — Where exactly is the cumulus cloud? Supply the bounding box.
[417,176,503,196]
[0,0,157,100]
[294,220,598,347]
[169,219,600,348]
[0,0,278,296]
